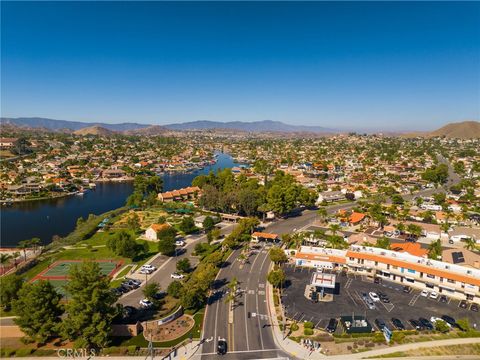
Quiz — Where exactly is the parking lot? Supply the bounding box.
[281,264,480,332]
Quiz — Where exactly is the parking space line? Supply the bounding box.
[346,290,358,306]
[315,319,322,328]
[354,291,368,309]
[409,293,420,306]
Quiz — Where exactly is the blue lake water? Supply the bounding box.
[0,152,240,247]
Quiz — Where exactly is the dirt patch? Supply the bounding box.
[143,314,194,342]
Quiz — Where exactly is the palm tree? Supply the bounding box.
[329,224,341,237]
[317,207,328,224]
[17,239,31,262]
[30,237,41,253]
[12,251,20,268]
[464,237,478,252]
[0,254,12,274]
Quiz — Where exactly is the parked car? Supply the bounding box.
[139,268,154,275]
[420,290,429,297]
[361,292,368,301]
[326,318,338,333]
[429,291,439,299]
[439,295,448,303]
[217,338,227,355]
[365,298,376,310]
[403,286,412,293]
[419,318,434,330]
[369,292,380,302]
[141,264,156,271]
[374,277,381,284]
[171,272,185,279]
[441,315,456,327]
[152,291,167,300]
[139,299,153,308]
[409,319,422,330]
[391,318,405,330]
[378,292,390,303]
[471,303,479,312]
[175,240,186,247]
[123,306,137,318]
[375,318,387,331]
[459,300,468,309]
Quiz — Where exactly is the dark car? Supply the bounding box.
[419,318,434,330]
[326,318,338,333]
[406,236,417,243]
[439,295,448,303]
[375,318,387,330]
[441,315,456,327]
[391,318,405,330]
[403,286,412,293]
[217,339,227,355]
[123,306,137,318]
[460,300,468,309]
[374,277,381,284]
[471,304,479,312]
[152,291,167,300]
[409,319,422,330]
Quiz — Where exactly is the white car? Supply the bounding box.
[141,264,156,271]
[420,289,429,297]
[139,268,154,274]
[171,272,185,279]
[429,291,438,299]
[369,292,380,302]
[139,299,153,308]
[175,240,186,247]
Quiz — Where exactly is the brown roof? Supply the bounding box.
[252,232,278,240]
[295,252,347,264]
[150,223,171,232]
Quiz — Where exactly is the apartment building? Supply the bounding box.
[293,245,480,304]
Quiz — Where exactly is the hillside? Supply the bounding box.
[73,126,115,136]
[429,121,480,139]
[123,125,169,136]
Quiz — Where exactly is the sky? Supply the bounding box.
[1,1,479,131]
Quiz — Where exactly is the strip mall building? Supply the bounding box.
[292,244,480,304]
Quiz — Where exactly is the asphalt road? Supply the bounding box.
[118,223,234,308]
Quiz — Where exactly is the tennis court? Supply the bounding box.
[31,279,69,296]
[32,259,123,282]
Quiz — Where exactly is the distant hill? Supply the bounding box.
[164,120,335,133]
[73,126,115,136]
[124,125,169,136]
[0,117,149,132]
[428,121,480,139]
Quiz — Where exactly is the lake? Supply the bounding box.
[0,152,241,247]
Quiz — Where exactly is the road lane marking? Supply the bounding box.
[255,293,264,350]
[200,348,279,355]
[244,286,250,351]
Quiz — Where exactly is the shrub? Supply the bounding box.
[14,348,33,357]
[304,321,314,329]
[127,345,138,355]
[290,323,299,331]
[304,328,314,336]
[0,348,15,357]
[32,349,57,356]
[273,294,279,307]
[373,332,385,343]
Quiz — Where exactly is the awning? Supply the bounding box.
[405,276,415,280]
[382,271,391,275]
[464,290,477,296]
[439,286,456,292]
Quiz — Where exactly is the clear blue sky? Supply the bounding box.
[1,1,479,131]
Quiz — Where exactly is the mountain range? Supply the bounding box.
[1,117,479,138]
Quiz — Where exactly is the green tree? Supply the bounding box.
[428,239,442,259]
[158,238,176,256]
[107,231,144,259]
[267,269,286,288]
[13,280,63,343]
[179,216,197,234]
[374,237,391,249]
[269,246,288,264]
[142,282,160,302]
[30,237,41,253]
[406,224,423,238]
[0,274,23,311]
[203,216,215,232]
[0,253,12,274]
[167,280,183,298]
[464,237,477,251]
[391,194,404,205]
[434,319,450,333]
[176,258,191,273]
[329,224,341,237]
[317,207,328,224]
[126,213,141,232]
[61,262,118,349]
[17,239,31,262]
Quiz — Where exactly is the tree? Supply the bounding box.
[158,237,176,256]
[30,237,41,253]
[464,237,478,252]
[179,216,197,234]
[269,246,288,264]
[61,261,118,349]
[176,258,191,273]
[107,231,144,259]
[374,237,390,250]
[428,239,442,259]
[203,216,215,232]
[316,207,328,224]
[11,137,32,155]
[0,253,12,274]
[406,224,422,238]
[143,282,160,303]
[0,274,23,311]
[329,224,341,237]
[391,194,404,205]
[13,280,63,343]
[434,319,450,333]
[210,228,221,242]
[167,280,183,298]
[17,239,31,262]
[267,269,286,289]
